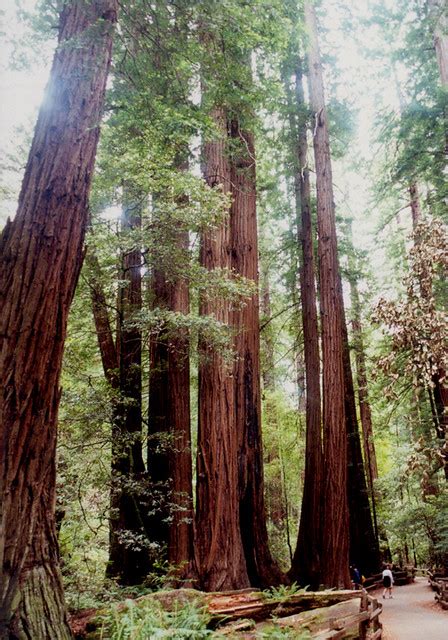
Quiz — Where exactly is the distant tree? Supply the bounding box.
[429,0,448,86]
[0,0,117,634]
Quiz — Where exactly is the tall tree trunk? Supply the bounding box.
[148,222,193,571]
[0,0,117,634]
[304,0,350,589]
[106,194,150,585]
[165,242,194,570]
[348,275,378,491]
[287,62,323,590]
[229,118,284,588]
[196,107,250,591]
[87,238,151,585]
[341,303,380,576]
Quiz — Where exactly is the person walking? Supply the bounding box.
[382,564,394,599]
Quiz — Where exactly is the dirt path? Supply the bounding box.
[374,577,447,640]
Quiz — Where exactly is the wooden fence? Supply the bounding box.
[310,592,382,639]
[428,570,448,610]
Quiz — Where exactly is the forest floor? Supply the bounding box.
[375,577,447,640]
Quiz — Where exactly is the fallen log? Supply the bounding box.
[83,587,362,637]
[276,598,362,634]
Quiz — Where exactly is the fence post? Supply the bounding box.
[359,591,368,640]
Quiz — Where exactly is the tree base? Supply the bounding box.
[7,565,72,640]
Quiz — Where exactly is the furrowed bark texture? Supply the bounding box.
[196,107,250,591]
[230,119,284,589]
[305,0,350,589]
[288,64,323,590]
[0,0,117,635]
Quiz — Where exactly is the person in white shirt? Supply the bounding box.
[382,564,394,599]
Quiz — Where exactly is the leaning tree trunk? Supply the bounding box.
[196,107,250,591]
[229,118,284,589]
[0,0,117,635]
[286,62,323,590]
[304,0,350,589]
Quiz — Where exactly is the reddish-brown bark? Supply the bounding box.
[288,63,324,590]
[196,107,250,591]
[0,0,117,634]
[305,0,350,589]
[87,253,119,388]
[229,119,284,589]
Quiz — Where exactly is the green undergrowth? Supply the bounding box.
[95,596,311,639]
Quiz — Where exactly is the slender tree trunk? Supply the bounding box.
[341,303,380,576]
[229,117,284,588]
[304,0,350,589]
[287,63,323,590]
[349,275,379,492]
[165,243,194,570]
[86,252,119,388]
[429,0,448,86]
[260,268,276,392]
[409,182,422,230]
[87,235,151,585]
[148,221,193,570]
[106,194,150,585]
[196,107,250,591]
[0,1,116,634]
[148,265,171,553]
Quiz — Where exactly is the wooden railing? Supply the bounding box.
[428,570,448,610]
[311,592,382,639]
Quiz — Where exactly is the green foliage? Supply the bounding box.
[262,582,306,601]
[101,598,214,640]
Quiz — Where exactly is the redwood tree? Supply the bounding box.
[230,116,284,588]
[196,107,250,591]
[286,61,323,589]
[304,0,350,588]
[0,0,117,635]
